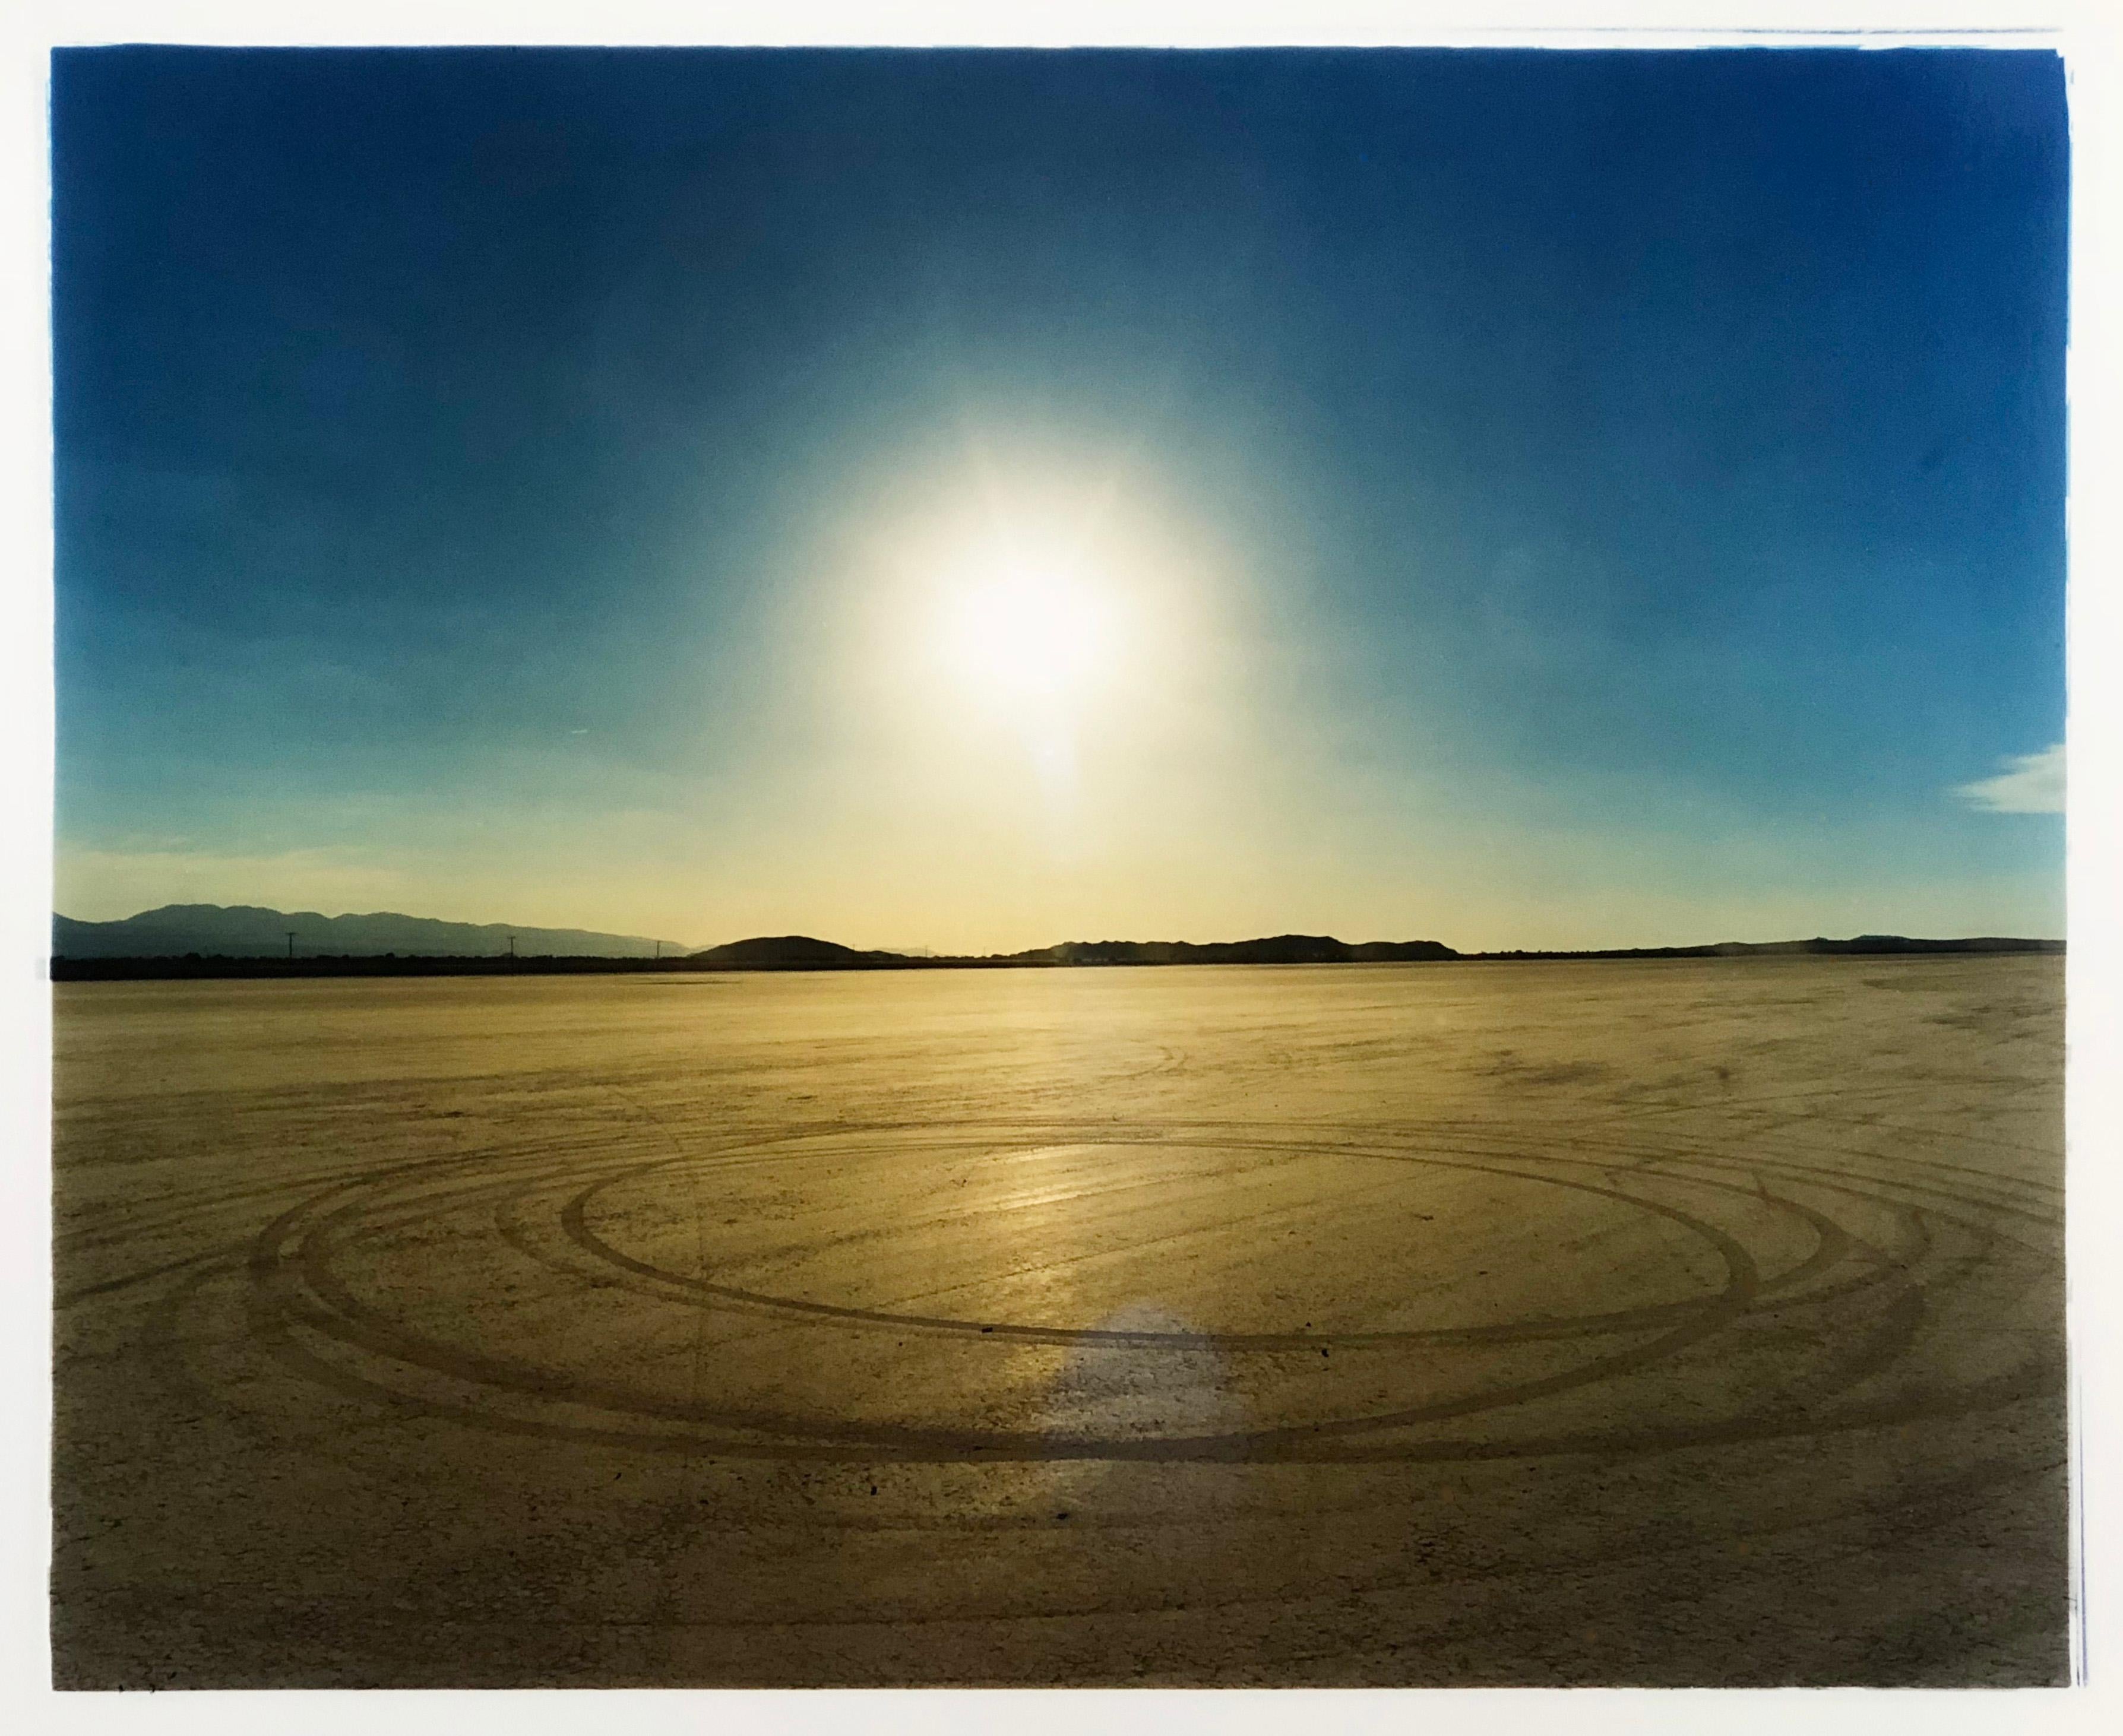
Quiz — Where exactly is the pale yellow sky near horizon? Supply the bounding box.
[52,824,2067,956]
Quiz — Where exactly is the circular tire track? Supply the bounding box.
[236,1115,2061,1466]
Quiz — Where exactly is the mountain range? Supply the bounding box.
[685,933,1461,970]
[51,905,2063,974]
[685,932,2060,970]
[53,904,686,959]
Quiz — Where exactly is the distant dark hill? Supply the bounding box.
[53,903,685,959]
[998,934,1460,967]
[1349,940,1465,962]
[52,915,2060,981]
[1472,934,2065,961]
[679,933,1462,971]
[685,935,912,970]
[1731,934,2064,956]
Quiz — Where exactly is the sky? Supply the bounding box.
[50,46,2069,953]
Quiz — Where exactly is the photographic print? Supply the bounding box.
[48,40,2070,1689]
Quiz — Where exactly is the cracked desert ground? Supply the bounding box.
[51,956,2068,1687]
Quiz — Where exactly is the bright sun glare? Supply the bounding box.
[944,561,1110,713]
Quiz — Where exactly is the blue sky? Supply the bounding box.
[52,47,2067,950]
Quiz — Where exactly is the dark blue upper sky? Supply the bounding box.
[50,47,2068,948]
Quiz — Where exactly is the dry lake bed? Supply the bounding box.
[50,956,2068,1687]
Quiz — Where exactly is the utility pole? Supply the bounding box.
[507,934,517,962]
[286,931,296,960]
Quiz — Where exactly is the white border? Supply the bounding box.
[2,7,2115,1736]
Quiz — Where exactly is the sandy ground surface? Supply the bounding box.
[50,957,2067,1687]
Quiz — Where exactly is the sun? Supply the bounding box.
[942,559,1112,714]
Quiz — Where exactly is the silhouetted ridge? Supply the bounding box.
[676,933,1461,969]
[1712,935,2065,957]
[1473,935,2064,960]
[996,934,1459,966]
[53,902,683,959]
[686,936,902,969]
[50,910,2061,980]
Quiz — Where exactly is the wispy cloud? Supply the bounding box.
[1953,742,2065,815]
